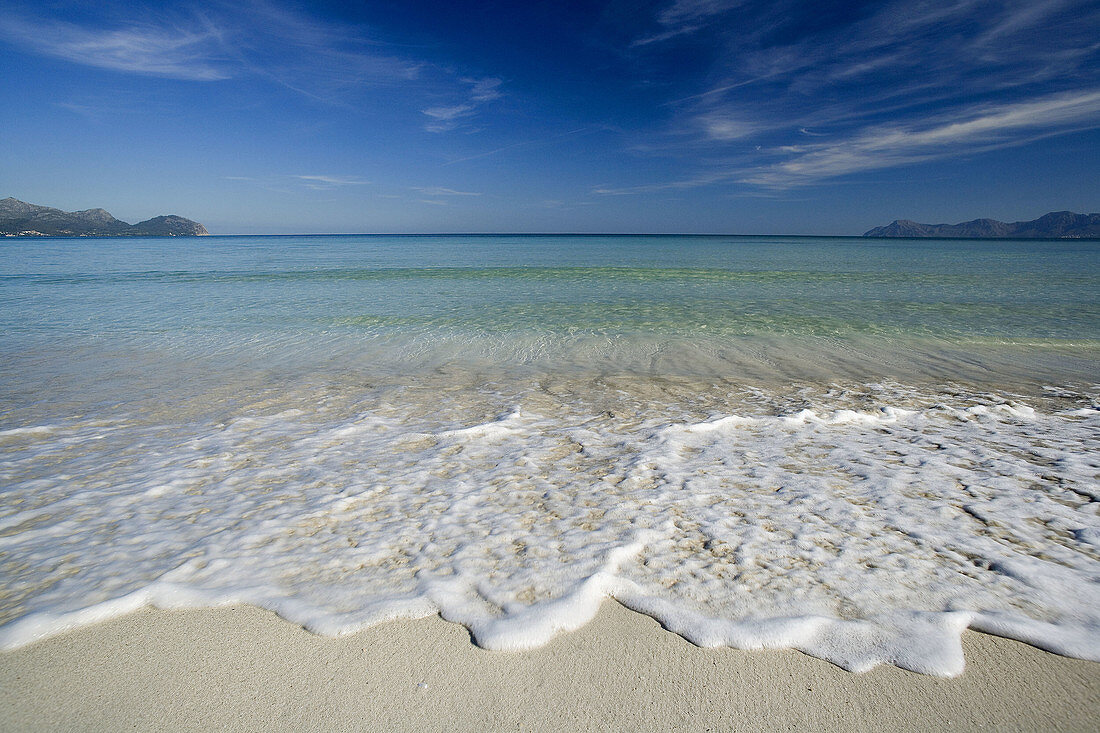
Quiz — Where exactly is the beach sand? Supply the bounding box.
[1,602,1097,732]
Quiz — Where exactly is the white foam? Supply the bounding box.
[1,381,1098,676]
[671,406,915,435]
[680,414,758,433]
[441,410,527,440]
[963,403,1038,419]
[779,406,916,425]
[0,425,59,439]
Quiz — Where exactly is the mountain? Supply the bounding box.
[864,211,1100,239]
[129,215,210,236]
[0,198,209,236]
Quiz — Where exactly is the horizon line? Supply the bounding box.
[7,231,1100,240]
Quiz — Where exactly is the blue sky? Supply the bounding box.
[2,0,1098,234]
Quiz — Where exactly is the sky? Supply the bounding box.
[1,0,1098,234]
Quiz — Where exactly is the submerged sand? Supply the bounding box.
[1,602,1097,732]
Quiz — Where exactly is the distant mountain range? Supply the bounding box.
[864,211,1100,239]
[0,197,209,237]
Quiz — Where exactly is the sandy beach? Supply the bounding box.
[2,602,1097,732]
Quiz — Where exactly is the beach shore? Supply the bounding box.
[1,602,1097,732]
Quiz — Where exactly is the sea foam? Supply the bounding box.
[1,378,1097,676]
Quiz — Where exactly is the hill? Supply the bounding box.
[0,198,209,236]
[864,211,1100,238]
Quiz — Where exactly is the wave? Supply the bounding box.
[1,379,1097,676]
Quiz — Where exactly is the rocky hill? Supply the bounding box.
[0,197,209,236]
[864,211,1100,239]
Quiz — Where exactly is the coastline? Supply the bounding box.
[2,602,1097,732]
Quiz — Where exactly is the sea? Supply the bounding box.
[1,234,1098,675]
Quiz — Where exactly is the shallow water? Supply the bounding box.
[1,235,1098,674]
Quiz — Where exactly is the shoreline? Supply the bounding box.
[2,602,1097,732]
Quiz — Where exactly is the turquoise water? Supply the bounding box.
[4,235,1098,338]
[1,235,1098,674]
[2,235,1098,391]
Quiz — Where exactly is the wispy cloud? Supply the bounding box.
[411,187,482,196]
[598,90,1100,194]
[654,0,1100,122]
[465,77,503,102]
[0,15,229,80]
[614,0,1100,193]
[422,105,477,132]
[224,174,371,191]
[592,170,735,196]
[421,77,504,132]
[219,0,420,103]
[1,1,500,131]
[55,101,103,121]
[696,114,755,141]
[294,175,371,189]
[634,0,745,46]
[742,90,1100,188]
[0,1,425,93]
[658,0,745,26]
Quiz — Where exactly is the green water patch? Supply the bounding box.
[328,298,1100,341]
[9,265,1095,288]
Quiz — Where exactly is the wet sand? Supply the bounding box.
[2,601,1098,732]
